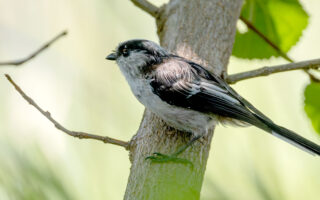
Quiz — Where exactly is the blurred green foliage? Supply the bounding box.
[0,143,74,200]
[304,82,320,135]
[233,0,308,59]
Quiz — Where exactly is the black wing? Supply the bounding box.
[187,60,272,122]
[150,57,320,156]
[150,58,266,129]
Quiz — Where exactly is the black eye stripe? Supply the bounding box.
[119,42,148,54]
[117,40,161,58]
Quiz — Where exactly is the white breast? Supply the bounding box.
[124,75,216,136]
[116,55,216,136]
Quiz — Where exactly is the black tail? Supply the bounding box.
[255,115,320,156]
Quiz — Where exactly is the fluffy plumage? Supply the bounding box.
[106,39,320,156]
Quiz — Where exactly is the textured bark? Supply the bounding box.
[125,0,243,199]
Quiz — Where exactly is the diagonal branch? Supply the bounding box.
[130,0,159,17]
[227,58,320,84]
[239,16,293,62]
[0,30,67,66]
[240,16,319,82]
[5,74,129,150]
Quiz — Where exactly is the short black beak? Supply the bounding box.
[106,53,117,60]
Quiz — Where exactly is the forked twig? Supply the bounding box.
[227,58,320,84]
[5,74,129,150]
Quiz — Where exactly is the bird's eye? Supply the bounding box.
[122,48,129,57]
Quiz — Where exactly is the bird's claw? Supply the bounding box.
[145,152,193,168]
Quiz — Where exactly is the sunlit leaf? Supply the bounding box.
[304,82,320,135]
[232,0,308,59]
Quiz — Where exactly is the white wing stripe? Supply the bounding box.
[201,82,226,93]
[200,82,240,104]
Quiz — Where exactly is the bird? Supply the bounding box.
[106,39,320,163]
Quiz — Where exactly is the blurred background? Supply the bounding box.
[0,0,320,199]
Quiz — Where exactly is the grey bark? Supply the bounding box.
[125,0,243,199]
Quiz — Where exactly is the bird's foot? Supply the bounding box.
[145,152,193,168]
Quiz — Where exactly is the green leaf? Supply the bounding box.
[232,0,308,59]
[304,82,320,135]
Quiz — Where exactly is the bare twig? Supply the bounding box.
[130,0,159,17]
[0,31,67,66]
[239,16,320,82]
[5,74,129,149]
[227,58,320,84]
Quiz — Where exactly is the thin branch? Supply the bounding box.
[0,30,67,66]
[239,16,320,82]
[227,58,320,84]
[5,74,129,150]
[239,16,293,62]
[130,0,159,17]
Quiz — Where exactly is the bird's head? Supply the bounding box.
[106,39,169,77]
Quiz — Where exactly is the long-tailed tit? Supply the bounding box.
[106,39,320,162]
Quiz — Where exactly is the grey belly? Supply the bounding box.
[154,106,216,136]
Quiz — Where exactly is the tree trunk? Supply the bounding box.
[125,0,243,199]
